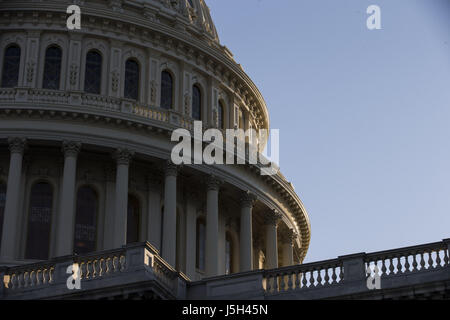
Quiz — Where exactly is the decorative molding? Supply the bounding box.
[240,190,256,208]
[263,209,282,226]
[206,175,222,192]
[113,148,134,166]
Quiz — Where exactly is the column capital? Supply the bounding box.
[8,137,27,154]
[113,148,134,166]
[263,209,283,226]
[62,141,81,158]
[281,228,298,245]
[240,190,257,208]
[164,160,179,177]
[206,175,222,192]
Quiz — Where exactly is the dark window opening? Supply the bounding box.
[1,45,21,88]
[84,50,102,94]
[161,70,173,109]
[25,182,53,260]
[42,46,62,90]
[74,186,98,255]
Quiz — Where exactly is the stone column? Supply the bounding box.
[162,161,178,268]
[147,174,162,251]
[112,148,134,249]
[102,164,116,250]
[185,192,198,280]
[205,176,221,277]
[281,229,297,267]
[264,209,282,269]
[239,191,256,272]
[253,234,264,270]
[0,138,26,261]
[55,141,81,257]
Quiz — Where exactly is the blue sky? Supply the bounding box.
[208,0,450,262]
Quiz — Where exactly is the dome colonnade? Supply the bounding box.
[0,0,310,280]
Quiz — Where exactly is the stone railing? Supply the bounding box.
[263,258,344,294]
[187,239,450,300]
[0,242,187,300]
[0,87,194,131]
[365,240,449,278]
[2,261,56,291]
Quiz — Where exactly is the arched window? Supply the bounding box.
[25,182,53,260]
[1,45,21,88]
[192,85,202,120]
[42,46,62,90]
[84,50,102,94]
[124,59,139,100]
[73,186,98,254]
[0,182,6,246]
[160,70,173,109]
[196,217,206,271]
[218,100,225,129]
[127,194,140,244]
[225,232,234,275]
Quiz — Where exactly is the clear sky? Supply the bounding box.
[207,0,450,263]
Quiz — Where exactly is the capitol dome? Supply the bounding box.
[0,0,310,283]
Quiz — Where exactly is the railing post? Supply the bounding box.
[339,253,367,292]
[174,273,188,300]
[125,243,148,272]
[443,239,450,266]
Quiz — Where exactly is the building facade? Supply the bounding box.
[0,0,311,285]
